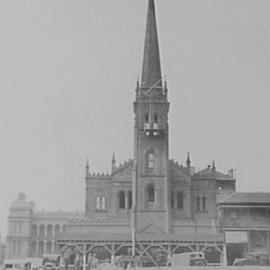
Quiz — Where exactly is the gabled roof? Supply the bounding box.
[193,166,234,181]
[112,159,133,176]
[219,192,270,206]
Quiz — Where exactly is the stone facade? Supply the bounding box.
[6,193,83,259]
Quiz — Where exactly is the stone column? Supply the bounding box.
[247,231,252,252]
[83,244,86,270]
[222,245,227,266]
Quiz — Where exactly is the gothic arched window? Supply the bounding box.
[145,113,149,123]
[154,113,158,123]
[148,153,154,168]
[196,196,201,212]
[96,196,101,210]
[177,192,184,209]
[202,196,206,212]
[101,196,106,210]
[118,191,125,209]
[147,184,155,203]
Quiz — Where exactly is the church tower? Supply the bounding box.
[133,0,170,234]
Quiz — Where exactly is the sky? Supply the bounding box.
[0,0,270,237]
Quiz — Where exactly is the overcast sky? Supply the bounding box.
[0,0,270,236]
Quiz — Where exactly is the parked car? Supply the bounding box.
[42,254,61,270]
[3,260,31,270]
[233,252,270,266]
[171,252,207,266]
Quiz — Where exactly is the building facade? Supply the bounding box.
[218,193,270,265]
[7,0,267,266]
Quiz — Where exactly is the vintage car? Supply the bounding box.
[171,252,207,266]
[3,260,31,270]
[233,252,270,266]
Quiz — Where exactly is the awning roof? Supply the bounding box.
[57,232,223,243]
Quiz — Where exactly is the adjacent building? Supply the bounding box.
[218,193,270,265]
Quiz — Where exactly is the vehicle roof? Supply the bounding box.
[43,254,60,257]
[4,260,30,264]
[247,251,269,255]
[175,252,204,255]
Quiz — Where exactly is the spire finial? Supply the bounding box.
[111,152,116,173]
[85,158,90,177]
[186,152,191,167]
[212,160,216,171]
[141,0,162,89]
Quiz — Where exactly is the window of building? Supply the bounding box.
[145,113,149,123]
[39,225,45,237]
[196,196,200,211]
[118,191,125,209]
[202,196,206,212]
[230,211,237,219]
[177,192,184,209]
[46,241,52,254]
[47,224,53,238]
[96,196,101,210]
[154,113,158,123]
[101,196,106,210]
[147,184,155,203]
[30,241,36,257]
[31,224,37,237]
[148,153,155,169]
[55,225,60,236]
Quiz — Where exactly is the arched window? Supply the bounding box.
[39,225,45,237]
[128,191,132,209]
[30,241,36,257]
[202,196,206,212]
[101,196,106,210]
[147,184,155,203]
[196,196,201,211]
[55,225,60,236]
[154,113,158,123]
[47,224,53,238]
[118,191,125,209]
[176,192,184,209]
[46,241,52,254]
[31,224,37,237]
[148,153,154,168]
[96,196,101,210]
[38,241,44,257]
[145,113,149,123]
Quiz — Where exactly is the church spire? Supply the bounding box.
[141,0,162,89]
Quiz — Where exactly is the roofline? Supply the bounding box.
[218,204,270,208]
